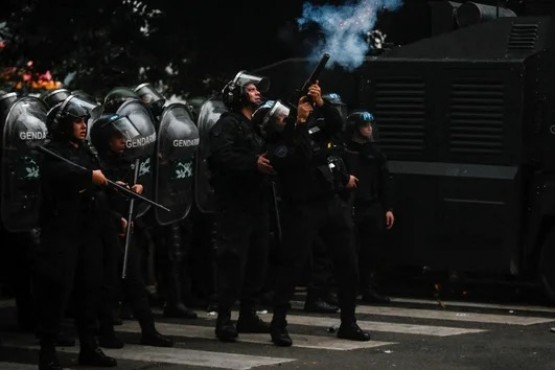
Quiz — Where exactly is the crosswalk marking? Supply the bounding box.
[390,297,555,314]
[391,297,555,314]
[116,321,397,350]
[4,295,555,370]
[0,363,36,370]
[289,299,555,325]
[353,305,555,325]
[0,334,295,370]
[280,314,487,337]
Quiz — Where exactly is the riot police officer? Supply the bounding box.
[90,113,174,348]
[344,111,395,304]
[34,96,117,369]
[208,71,273,342]
[252,84,370,347]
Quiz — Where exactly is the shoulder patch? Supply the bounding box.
[274,145,288,158]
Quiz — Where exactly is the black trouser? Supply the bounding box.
[154,221,194,308]
[272,195,359,323]
[99,229,156,335]
[214,200,269,313]
[353,202,385,290]
[34,217,104,348]
[306,235,335,301]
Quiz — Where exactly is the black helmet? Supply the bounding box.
[46,94,99,140]
[346,110,375,138]
[89,113,142,160]
[103,87,140,114]
[221,70,270,111]
[251,99,291,138]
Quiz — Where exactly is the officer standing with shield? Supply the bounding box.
[1,92,46,337]
[134,83,199,319]
[89,112,174,348]
[34,95,117,370]
[208,71,273,342]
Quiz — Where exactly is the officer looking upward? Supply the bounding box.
[208,71,274,342]
[252,83,370,347]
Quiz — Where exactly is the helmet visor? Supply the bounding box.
[232,71,270,92]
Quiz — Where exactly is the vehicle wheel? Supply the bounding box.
[538,227,555,304]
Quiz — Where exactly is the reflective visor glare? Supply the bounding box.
[114,116,142,140]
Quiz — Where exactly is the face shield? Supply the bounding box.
[253,100,291,138]
[232,71,270,93]
[59,94,102,122]
[110,115,142,142]
[90,114,144,160]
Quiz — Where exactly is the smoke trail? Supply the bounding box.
[298,0,403,71]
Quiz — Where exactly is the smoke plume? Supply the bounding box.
[298,0,403,71]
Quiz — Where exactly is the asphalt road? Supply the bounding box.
[1,279,555,370]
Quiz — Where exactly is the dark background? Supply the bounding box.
[0,0,553,98]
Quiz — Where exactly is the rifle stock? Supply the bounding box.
[37,145,171,212]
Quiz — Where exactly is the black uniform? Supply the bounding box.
[34,140,111,352]
[268,102,361,335]
[344,139,394,295]
[98,152,173,347]
[208,111,270,323]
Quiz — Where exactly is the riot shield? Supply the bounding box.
[41,88,71,109]
[1,96,48,232]
[194,97,228,214]
[154,102,200,225]
[116,98,157,217]
[0,92,19,128]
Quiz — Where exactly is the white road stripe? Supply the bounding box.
[198,311,486,337]
[390,297,555,314]
[116,321,396,350]
[0,334,295,370]
[353,305,555,325]
[0,363,37,370]
[290,299,555,324]
[280,315,487,337]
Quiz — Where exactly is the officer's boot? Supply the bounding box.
[137,310,174,347]
[215,309,237,342]
[270,307,292,347]
[78,335,117,367]
[39,342,62,370]
[236,303,269,333]
[360,271,390,304]
[304,290,339,313]
[162,263,198,319]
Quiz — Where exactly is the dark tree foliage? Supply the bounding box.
[0,0,304,99]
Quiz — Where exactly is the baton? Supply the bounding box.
[122,158,140,279]
[37,145,171,212]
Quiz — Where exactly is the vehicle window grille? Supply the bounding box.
[449,82,504,155]
[374,79,426,153]
[507,23,538,51]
